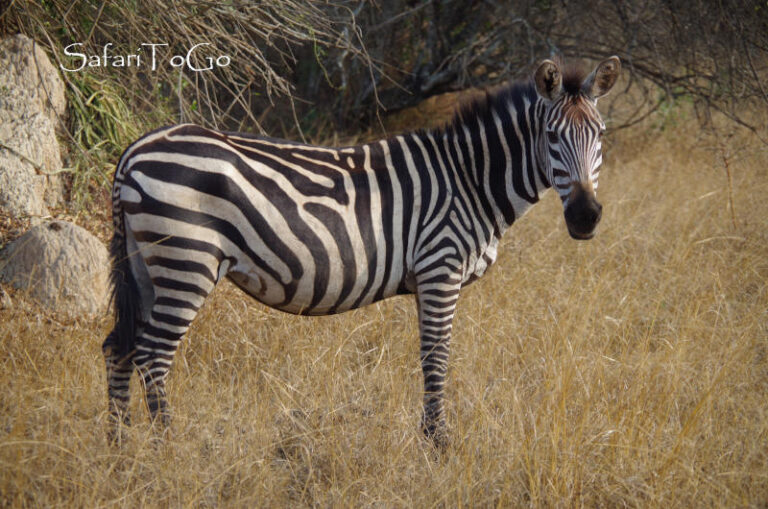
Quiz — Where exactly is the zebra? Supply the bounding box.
[102,56,620,446]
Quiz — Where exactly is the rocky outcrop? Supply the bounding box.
[0,34,66,217]
[0,221,109,316]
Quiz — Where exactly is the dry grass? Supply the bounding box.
[1,114,767,507]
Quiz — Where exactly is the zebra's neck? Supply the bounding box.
[410,83,552,240]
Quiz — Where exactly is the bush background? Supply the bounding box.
[3,0,767,204]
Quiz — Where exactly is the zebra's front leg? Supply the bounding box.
[416,272,462,447]
[103,330,136,444]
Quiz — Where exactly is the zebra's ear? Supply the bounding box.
[583,56,621,100]
[534,59,563,102]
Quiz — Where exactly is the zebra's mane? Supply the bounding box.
[446,81,536,135]
[442,59,589,135]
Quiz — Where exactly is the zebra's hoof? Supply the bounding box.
[106,426,129,447]
[106,412,131,447]
[422,421,450,450]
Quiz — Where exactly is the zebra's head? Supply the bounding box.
[534,56,621,240]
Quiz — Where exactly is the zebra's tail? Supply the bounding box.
[109,229,140,358]
[108,160,141,358]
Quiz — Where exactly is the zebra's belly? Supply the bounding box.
[226,267,320,315]
[225,257,411,316]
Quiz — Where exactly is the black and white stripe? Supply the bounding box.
[102,56,620,445]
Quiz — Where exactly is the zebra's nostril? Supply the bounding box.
[592,205,602,223]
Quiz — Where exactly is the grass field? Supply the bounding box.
[1,110,767,507]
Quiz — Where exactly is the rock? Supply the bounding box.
[0,114,64,215]
[0,34,66,217]
[0,221,109,317]
[0,34,67,124]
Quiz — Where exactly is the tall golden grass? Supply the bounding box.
[1,111,767,507]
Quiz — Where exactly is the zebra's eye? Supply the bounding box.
[547,131,558,144]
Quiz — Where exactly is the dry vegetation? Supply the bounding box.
[1,105,768,506]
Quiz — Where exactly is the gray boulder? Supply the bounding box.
[0,34,66,217]
[0,221,110,317]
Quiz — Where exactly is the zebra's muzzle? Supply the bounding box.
[564,186,602,240]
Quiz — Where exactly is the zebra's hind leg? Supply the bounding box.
[132,297,202,436]
[103,330,136,445]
